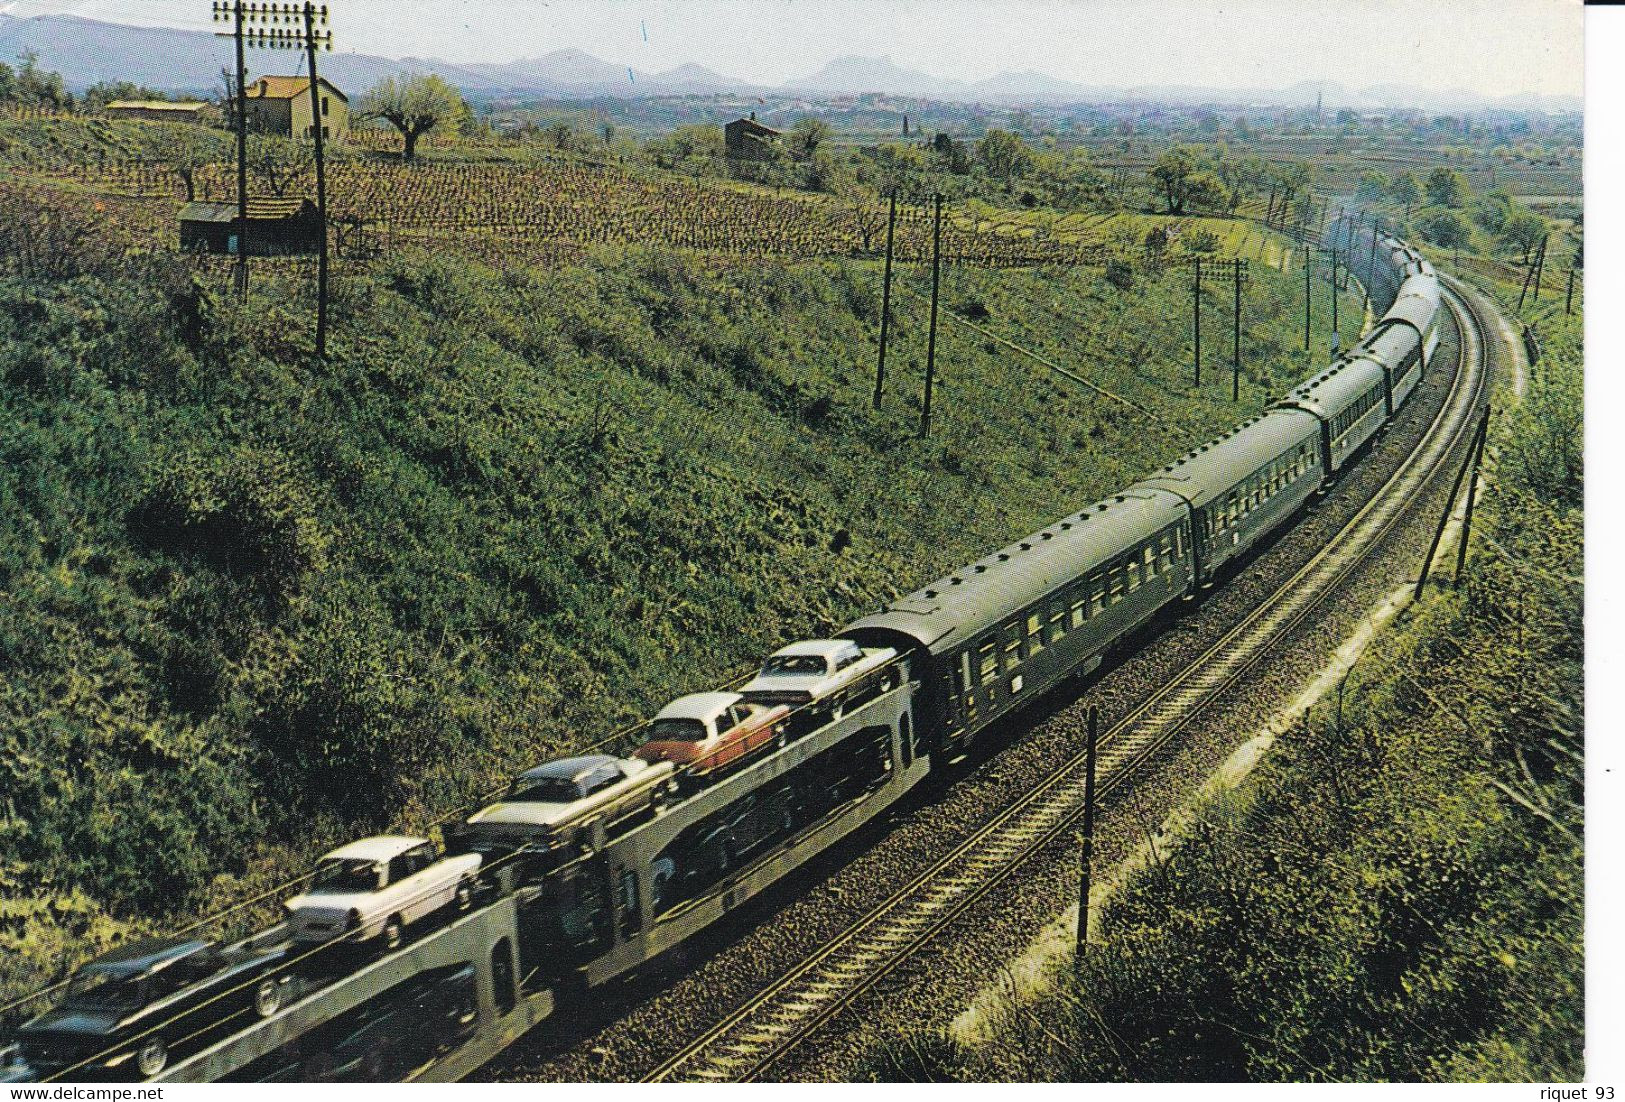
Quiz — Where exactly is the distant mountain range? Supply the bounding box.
[0,13,1583,113]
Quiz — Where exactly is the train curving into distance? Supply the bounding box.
[6,229,1444,1084]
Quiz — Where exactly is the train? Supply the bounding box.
[8,226,1445,1084]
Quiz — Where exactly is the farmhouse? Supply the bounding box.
[724,114,780,158]
[104,100,216,124]
[243,75,348,141]
[178,197,322,256]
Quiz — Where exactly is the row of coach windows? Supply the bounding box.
[1209,444,1319,536]
[1331,388,1384,445]
[970,526,1185,689]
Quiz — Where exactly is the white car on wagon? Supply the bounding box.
[738,639,899,721]
[284,836,482,951]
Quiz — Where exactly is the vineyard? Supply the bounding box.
[9,147,1114,270]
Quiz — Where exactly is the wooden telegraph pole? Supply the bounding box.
[1330,248,1339,338]
[920,193,942,439]
[1232,258,1244,402]
[1075,704,1100,962]
[1193,256,1202,388]
[238,2,333,356]
[874,190,898,410]
[1363,216,1380,316]
[211,1,251,300]
[1303,243,1312,353]
[303,2,332,357]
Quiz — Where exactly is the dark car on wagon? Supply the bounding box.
[16,936,292,1080]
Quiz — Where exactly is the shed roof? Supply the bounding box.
[179,197,315,222]
[105,100,209,112]
[726,116,780,137]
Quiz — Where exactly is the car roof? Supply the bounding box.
[322,835,428,863]
[516,755,622,783]
[768,640,855,659]
[82,937,214,978]
[654,691,742,721]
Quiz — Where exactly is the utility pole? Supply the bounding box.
[874,190,897,410]
[1415,411,1489,602]
[1363,216,1380,316]
[1193,255,1202,388]
[1330,248,1339,336]
[920,193,942,439]
[1075,704,1100,963]
[238,3,333,355]
[1454,417,1490,582]
[1232,258,1244,402]
[1530,234,1548,304]
[1565,265,1576,316]
[1303,243,1312,353]
[212,1,251,300]
[301,1,332,358]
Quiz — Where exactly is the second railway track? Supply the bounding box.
[643,279,1498,1084]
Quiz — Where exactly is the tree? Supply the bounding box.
[787,117,832,159]
[1355,171,1389,203]
[544,121,574,152]
[975,129,1033,183]
[155,126,226,202]
[246,134,313,197]
[358,74,465,162]
[1389,171,1421,217]
[1418,209,1473,250]
[1499,208,1548,264]
[645,124,724,173]
[1426,166,1469,208]
[833,176,885,251]
[12,52,70,109]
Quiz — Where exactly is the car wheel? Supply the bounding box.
[254,977,284,1018]
[455,882,473,912]
[137,1038,168,1078]
[383,916,404,952]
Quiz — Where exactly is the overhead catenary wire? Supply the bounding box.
[890,282,1164,423]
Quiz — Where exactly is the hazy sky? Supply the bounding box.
[0,0,1585,97]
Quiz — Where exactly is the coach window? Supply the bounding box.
[1108,566,1126,603]
[1003,624,1023,671]
[1069,590,1086,628]
[1027,612,1045,655]
[1089,574,1105,616]
[1049,603,1067,643]
[978,639,999,686]
[1144,545,1158,578]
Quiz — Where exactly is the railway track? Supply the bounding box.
[642,282,1497,1084]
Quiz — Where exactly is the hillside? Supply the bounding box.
[0,182,1367,1004]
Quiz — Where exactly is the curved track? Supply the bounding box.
[643,282,1495,1084]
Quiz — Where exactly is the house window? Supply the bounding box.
[322,96,330,116]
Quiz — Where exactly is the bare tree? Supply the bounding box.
[358,74,465,161]
[246,134,313,197]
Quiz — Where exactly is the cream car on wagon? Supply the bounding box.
[284,836,482,951]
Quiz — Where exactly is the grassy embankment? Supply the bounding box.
[860,293,1583,1081]
[0,174,1367,1008]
